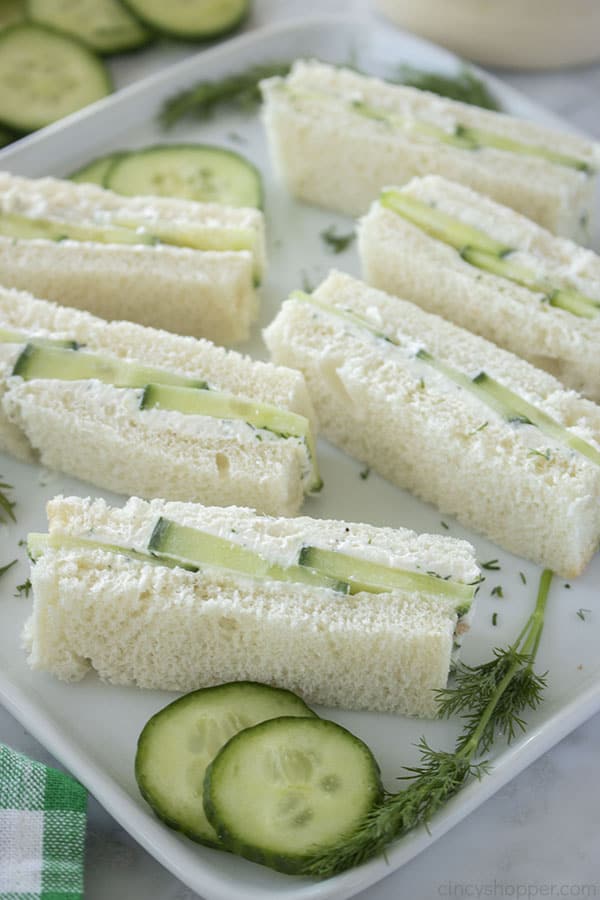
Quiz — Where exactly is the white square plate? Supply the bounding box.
[0,15,598,900]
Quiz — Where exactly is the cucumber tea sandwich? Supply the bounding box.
[360,176,600,401]
[24,494,480,717]
[0,287,318,515]
[264,271,600,576]
[0,171,266,344]
[260,60,600,241]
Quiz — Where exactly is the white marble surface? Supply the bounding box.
[1,1,599,897]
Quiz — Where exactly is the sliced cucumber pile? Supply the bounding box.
[121,0,248,40]
[0,23,111,132]
[204,716,383,873]
[103,144,262,207]
[135,682,317,846]
[26,0,152,54]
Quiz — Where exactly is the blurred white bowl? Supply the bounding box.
[375,0,600,69]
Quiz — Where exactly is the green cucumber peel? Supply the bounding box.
[348,97,592,173]
[461,246,600,320]
[380,190,511,256]
[298,545,474,606]
[0,211,157,246]
[140,382,322,493]
[12,342,208,390]
[455,124,594,174]
[292,292,600,468]
[26,532,199,571]
[0,327,78,349]
[148,518,348,593]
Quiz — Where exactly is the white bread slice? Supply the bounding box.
[0,237,256,345]
[24,495,480,717]
[264,271,600,577]
[359,176,600,402]
[0,171,267,281]
[261,60,600,241]
[0,287,316,515]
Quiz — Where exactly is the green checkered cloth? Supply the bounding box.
[0,744,87,900]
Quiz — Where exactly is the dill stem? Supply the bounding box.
[458,569,552,760]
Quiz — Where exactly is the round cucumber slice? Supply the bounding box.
[0,23,112,132]
[204,716,384,873]
[120,0,248,40]
[26,0,152,55]
[0,0,26,30]
[69,151,127,186]
[135,682,317,847]
[104,144,262,207]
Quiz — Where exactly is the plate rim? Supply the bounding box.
[0,12,597,900]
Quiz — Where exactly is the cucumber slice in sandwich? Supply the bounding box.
[293,291,600,469]
[380,190,512,256]
[0,327,77,349]
[350,98,592,174]
[381,189,600,320]
[104,145,262,208]
[0,23,111,132]
[27,532,200,571]
[148,518,346,592]
[460,247,600,319]
[136,683,316,847]
[0,211,157,246]
[12,342,209,390]
[203,716,383,874]
[120,0,248,40]
[26,0,152,55]
[298,546,474,608]
[140,383,321,492]
[69,151,126,186]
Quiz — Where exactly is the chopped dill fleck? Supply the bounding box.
[492,612,498,626]
[440,521,449,530]
[564,583,571,589]
[576,608,591,621]
[15,578,31,598]
[359,466,371,481]
[481,559,500,571]
[519,571,527,585]
[320,225,355,254]
[528,448,552,461]
[491,585,504,598]
[468,421,489,436]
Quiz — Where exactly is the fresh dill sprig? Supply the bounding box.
[320,226,355,254]
[160,62,291,128]
[0,559,17,579]
[301,569,552,879]
[0,477,16,524]
[397,66,501,111]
